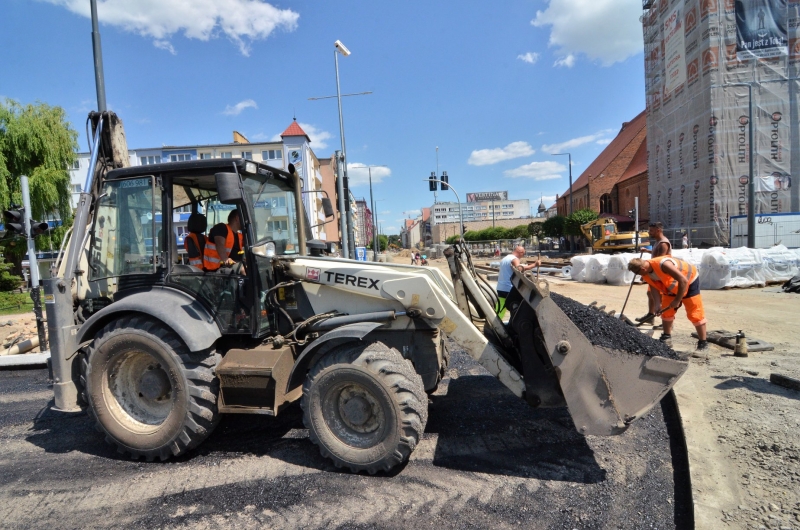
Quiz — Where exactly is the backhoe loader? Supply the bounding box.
[44,112,687,474]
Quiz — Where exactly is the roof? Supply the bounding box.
[561,110,647,197]
[618,138,648,183]
[421,207,430,222]
[105,158,293,184]
[281,119,311,142]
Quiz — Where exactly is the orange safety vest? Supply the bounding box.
[203,225,243,271]
[184,233,205,268]
[642,256,698,296]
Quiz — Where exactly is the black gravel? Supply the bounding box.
[550,292,679,359]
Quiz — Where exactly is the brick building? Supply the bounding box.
[614,139,649,221]
[557,111,648,218]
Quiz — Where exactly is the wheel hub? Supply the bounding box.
[139,366,171,400]
[341,396,371,426]
[336,384,382,434]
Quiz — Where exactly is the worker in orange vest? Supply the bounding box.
[204,209,244,271]
[183,212,207,269]
[628,256,709,357]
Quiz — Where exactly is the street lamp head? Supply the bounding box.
[334,40,351,56]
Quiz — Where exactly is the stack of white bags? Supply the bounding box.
[568,245,799,289]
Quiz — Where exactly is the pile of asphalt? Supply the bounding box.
[550,292,678,359]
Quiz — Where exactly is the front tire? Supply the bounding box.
[84,315,220,461]
[302,342,428,474]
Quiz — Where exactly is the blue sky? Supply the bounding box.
[2,0,647,235]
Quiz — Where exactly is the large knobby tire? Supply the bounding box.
[302,342,428,474]
[84,315,220,461]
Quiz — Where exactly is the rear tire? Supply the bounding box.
[302,342,427,474]
[84,315,220,461]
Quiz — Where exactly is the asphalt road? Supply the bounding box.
[0,350,691,529]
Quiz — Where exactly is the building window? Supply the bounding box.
[220,152,233,159]
[600,193,612,214]
[241,151,253,160]
[199,153,213,160]
[140,155,161,165]
[262,149,282,160]
[70,160,81,170]
[169,153,191,162]
[72,184,82,193]
[266,220,288,231]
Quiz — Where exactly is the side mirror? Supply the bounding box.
[287,163,296,175]
[321,197,334,218]
[215,172,243,204]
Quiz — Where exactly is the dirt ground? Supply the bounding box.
[0,312,41,356]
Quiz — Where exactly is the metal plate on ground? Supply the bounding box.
[692,330,774,352]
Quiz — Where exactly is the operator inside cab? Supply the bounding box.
[204,209,244,271]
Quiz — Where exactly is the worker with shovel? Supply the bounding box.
[635,221,672,325]
[628,256,709,356]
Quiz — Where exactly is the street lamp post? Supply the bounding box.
[361,165,388,261]
[374,198,386,258]
[552,152,573,251]
[334,39,353,258]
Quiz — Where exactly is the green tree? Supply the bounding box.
[565,208,599,237]
[528,221,544,239]
[542,215,566,238]
[0,99,78,271]
[511,224,529,239]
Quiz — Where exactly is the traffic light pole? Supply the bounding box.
[20,175,48,351]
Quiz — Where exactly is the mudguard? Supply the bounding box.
[76,286,222,353]
[285,322,383,393]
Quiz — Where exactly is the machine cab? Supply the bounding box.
[87,159,314,338]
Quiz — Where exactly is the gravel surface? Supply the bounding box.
[551,292,678,359]
[691,354,800,529]
[0,348,689,529]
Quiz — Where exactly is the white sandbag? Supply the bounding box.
[672,248,706,267]
[569,256,588,282]
[755,245,800,283]
[606,252,651,286]
[584,254,611,283]
[700,247,765,289]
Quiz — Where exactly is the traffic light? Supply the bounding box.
[30,220,50,237]
[441,171,449,191]
[462,224,467,234]
[428,172,437,191]
[3,207,25,235]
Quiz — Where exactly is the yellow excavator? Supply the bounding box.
[581,215,650,254]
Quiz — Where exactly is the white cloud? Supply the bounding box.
[517,52,540,64]
[44,0,299,56]
[468,141,535,166]
[403,209,421,217]
[504,161,566,180]
[385,226,398,233]
[223,99,258,116]
[270,122,333,149]
[541,129,615,154]
[346,163,392,187]
[153,39,176,55]
[380,210,391,215]
[553,54,575,68]
[532,0,643,66]
[540,194,558,203]
[596,138,612,146]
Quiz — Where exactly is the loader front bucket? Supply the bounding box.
[506,272,688,436]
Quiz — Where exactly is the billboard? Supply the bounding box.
[466,191,508,202]
[735,0,788,59]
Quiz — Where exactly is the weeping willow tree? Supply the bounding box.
[0,99,78,273]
